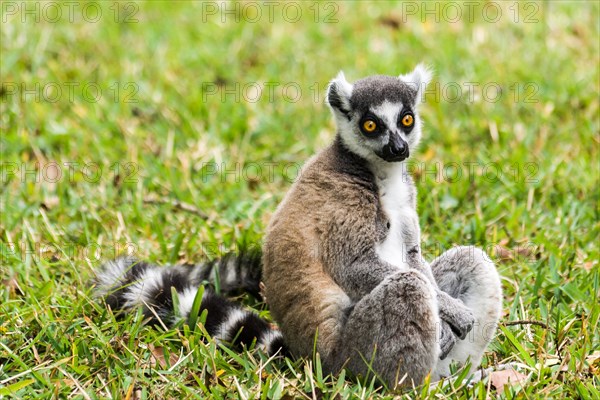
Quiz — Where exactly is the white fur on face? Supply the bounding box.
[337,116,382,164]
[330,64,432,166]
[370,100,403,145]
[371,101,401,127]
[338,101,423,166]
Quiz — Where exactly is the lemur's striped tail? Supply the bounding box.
[93,252,287,356]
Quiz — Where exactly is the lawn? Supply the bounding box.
[1,1,599,398]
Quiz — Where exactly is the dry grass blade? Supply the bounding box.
[143,197,209,219]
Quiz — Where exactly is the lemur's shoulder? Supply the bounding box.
[296,138,380,201]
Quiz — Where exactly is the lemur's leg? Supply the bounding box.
[430,246,503,380]
[333,270,440,388]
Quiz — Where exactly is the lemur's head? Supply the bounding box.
[326,64,432,164]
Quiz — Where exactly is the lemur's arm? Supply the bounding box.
[331,248,473,346]
[321,207,402,301]
[410,251,475,341]
[329,250,400,302]
[437,290,475,341]
[401,211,475,342]
[322,200,475,342]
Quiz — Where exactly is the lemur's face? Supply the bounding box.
[327,65,431,164]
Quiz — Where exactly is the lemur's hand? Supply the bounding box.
[439,321,456,360]
[437,290,475,340]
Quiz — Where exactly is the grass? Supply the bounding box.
[1,1,599,398]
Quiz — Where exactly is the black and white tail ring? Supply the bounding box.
[93,254,287,356]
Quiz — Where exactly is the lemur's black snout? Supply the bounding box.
[379,134,409,162]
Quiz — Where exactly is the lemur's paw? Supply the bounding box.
[439,321,456,360]
[437,291,475,340]
[446,308,475,340]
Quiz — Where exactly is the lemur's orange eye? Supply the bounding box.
[363,120,377,132]
[401,114,414,127]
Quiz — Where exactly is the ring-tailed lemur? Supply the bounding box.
[94,64,502,388]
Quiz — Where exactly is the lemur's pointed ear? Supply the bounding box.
[326,71,353,117]
[399,63,433,104]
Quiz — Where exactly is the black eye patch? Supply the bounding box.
[398,109,415,132]
[359,114,385,136]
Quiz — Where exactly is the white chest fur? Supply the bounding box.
[374,164,419,271]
